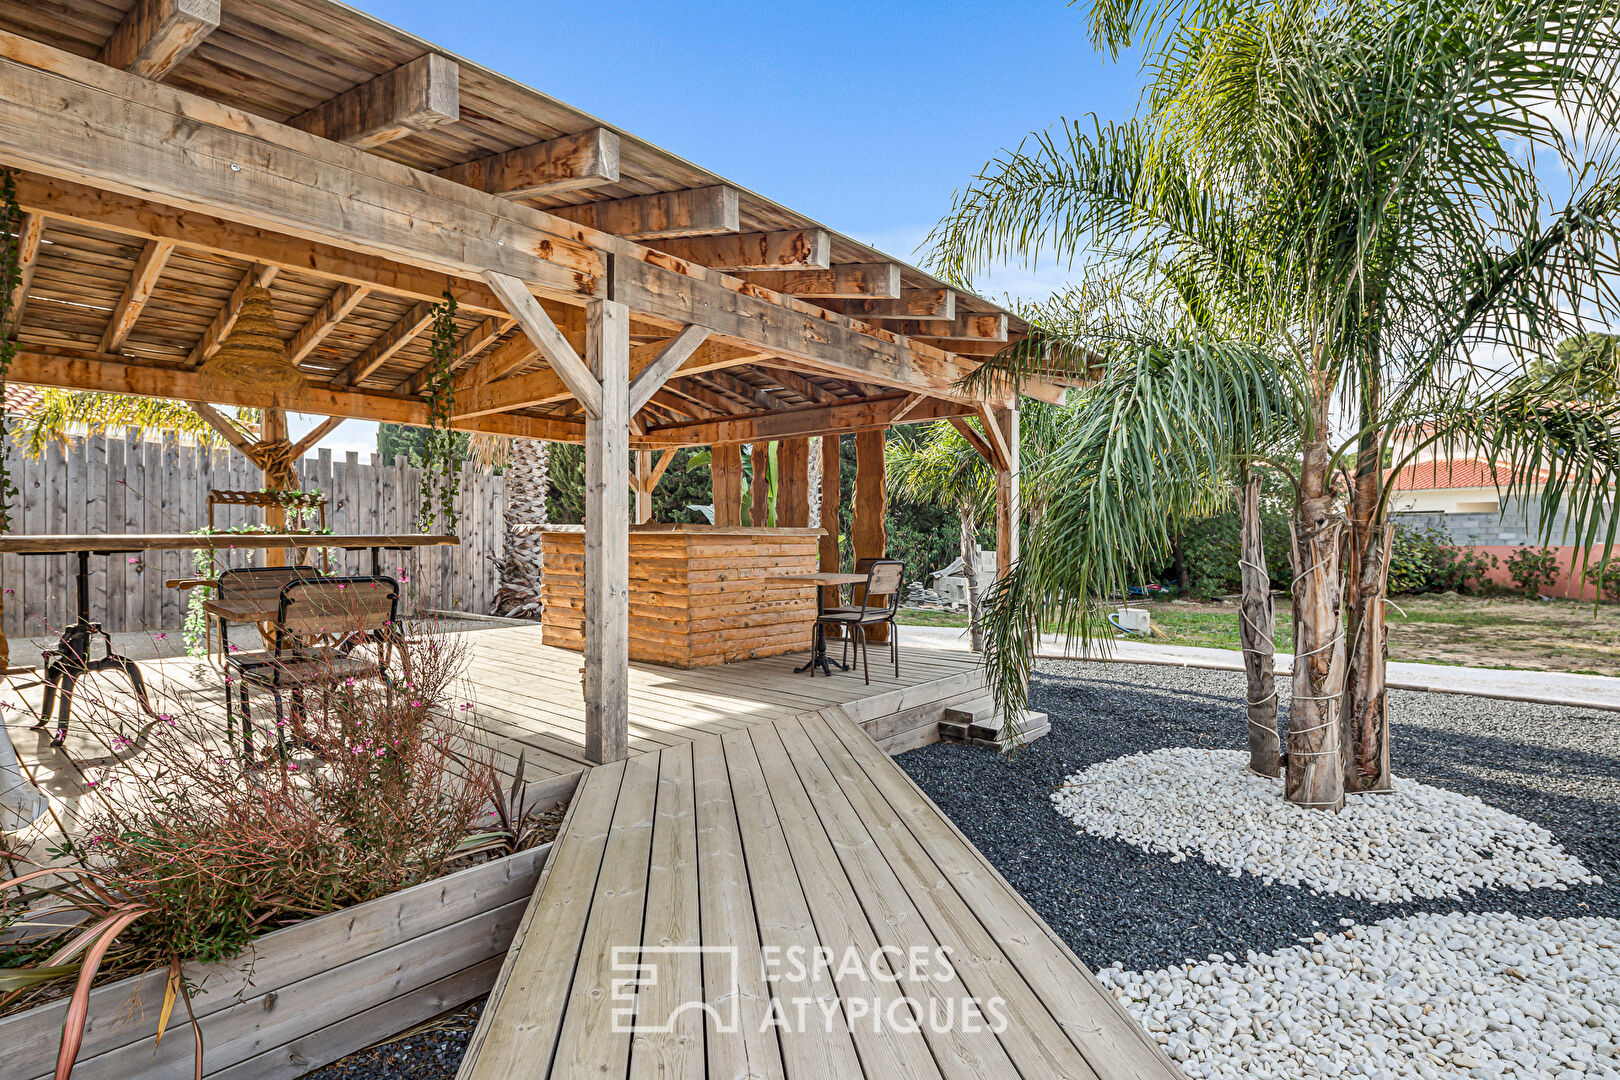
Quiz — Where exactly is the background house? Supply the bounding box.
[1388,456,1613,599]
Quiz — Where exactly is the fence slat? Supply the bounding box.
[2,434,506,632]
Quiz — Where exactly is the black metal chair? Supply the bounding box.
[224,575,400,760]
[815,559,904,684]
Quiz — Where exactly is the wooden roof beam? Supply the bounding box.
[892,313,1009,343]
[741,263,902,300]
[628,325,710,415]
[333,302,434,386]
[13,176,510,318]
[288,54,460,150]
[14,344,585,443]
[100,238,175,353]
[642,394,973,447]
[704,370,794,411]
[553,186,740,240]
[288,282,370,365]
[6,212,43,334]
[645,389,707,421]
[833,289,956,322]
[651,230,829,271]
[436,128,619,199]
[483,271,602,417]
[186,263,278,368]
[96,0,218,82]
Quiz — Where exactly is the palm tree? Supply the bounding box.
[932,0,1620,809]
[887,423,995,649]
[470,434,551,619]
[13,389,253,457]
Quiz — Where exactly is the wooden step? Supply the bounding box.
[939,708,1050,749]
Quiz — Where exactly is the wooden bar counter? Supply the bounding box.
[539,524,823,668]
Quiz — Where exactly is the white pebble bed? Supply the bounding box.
[1052,749,1599,901]
[1100,911,1620,1080]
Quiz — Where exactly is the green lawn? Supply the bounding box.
[897,595,1620,675]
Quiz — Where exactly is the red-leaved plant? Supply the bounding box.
[1,622,502,1078]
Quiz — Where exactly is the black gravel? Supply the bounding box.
[896,659,1620,972]
[302,1002,482,1080]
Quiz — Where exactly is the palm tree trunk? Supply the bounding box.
[494,438,550,619]
[1285,438,1347,811]
[961,509,984,652]
[1344,395,1394,792]
[1238,467,1279,777]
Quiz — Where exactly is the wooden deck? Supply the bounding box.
[457,706,1179,1080]
[1,622,987,844]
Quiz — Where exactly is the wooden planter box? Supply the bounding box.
[0,843,552,1080]
[539,524,822,667]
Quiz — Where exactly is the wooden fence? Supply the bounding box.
[0,433,506,638]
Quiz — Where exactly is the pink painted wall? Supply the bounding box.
[1469,544,1612,601]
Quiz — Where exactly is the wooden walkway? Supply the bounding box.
[457,707,1180,1080]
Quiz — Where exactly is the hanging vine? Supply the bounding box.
[419,290,461,531]
[0,169,21,531]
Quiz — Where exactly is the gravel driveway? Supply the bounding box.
[897,660,1620,972]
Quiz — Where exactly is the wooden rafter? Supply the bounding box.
[187,263,278,368]
[436,128,619,199]
[333,301,433,386]
[6,211,43,333]
[651,230,829,271]
[402,315,513,394]
[666,380,750,417]
[889,393,928,425]
[741,263,901,299]
[759,366,838,404]
[100,238,175,353]
[834,289,956,322]
[890,313,1009,342]
[705,371,793,412]
[288,54,460,150]
[552,186,739,240]
[643,393,971,447]
[289,283,370,365]
[16,344,585,442]
[14,175,510,318]
[452,335,539,396]
[96,0,218,81]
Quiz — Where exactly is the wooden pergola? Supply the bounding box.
[0,0,1058,762]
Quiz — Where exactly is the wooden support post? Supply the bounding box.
[993,405,1020,582]
[819,434,842,613]
[584,298,630,764]
[712,444,743,527]
[635,450,654,524]
[749,442,769,526]
[261,408,289,567]
[852,428,889,643]
[777,437,810,528]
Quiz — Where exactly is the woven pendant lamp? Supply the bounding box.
[197,286,304,408]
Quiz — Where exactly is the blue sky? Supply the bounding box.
[312,1,1146,455]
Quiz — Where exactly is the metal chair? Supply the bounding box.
[815,559,904,684]
[224,576,400,760]
[206,564,326,668]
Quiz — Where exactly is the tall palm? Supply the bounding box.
[470,434,551,619]
[887,422,995,650]
[933,0,1620,809]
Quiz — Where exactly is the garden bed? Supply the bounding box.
[0,838,557,1080]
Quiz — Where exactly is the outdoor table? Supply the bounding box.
[0,533,457,745]
[764,572,869,676]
